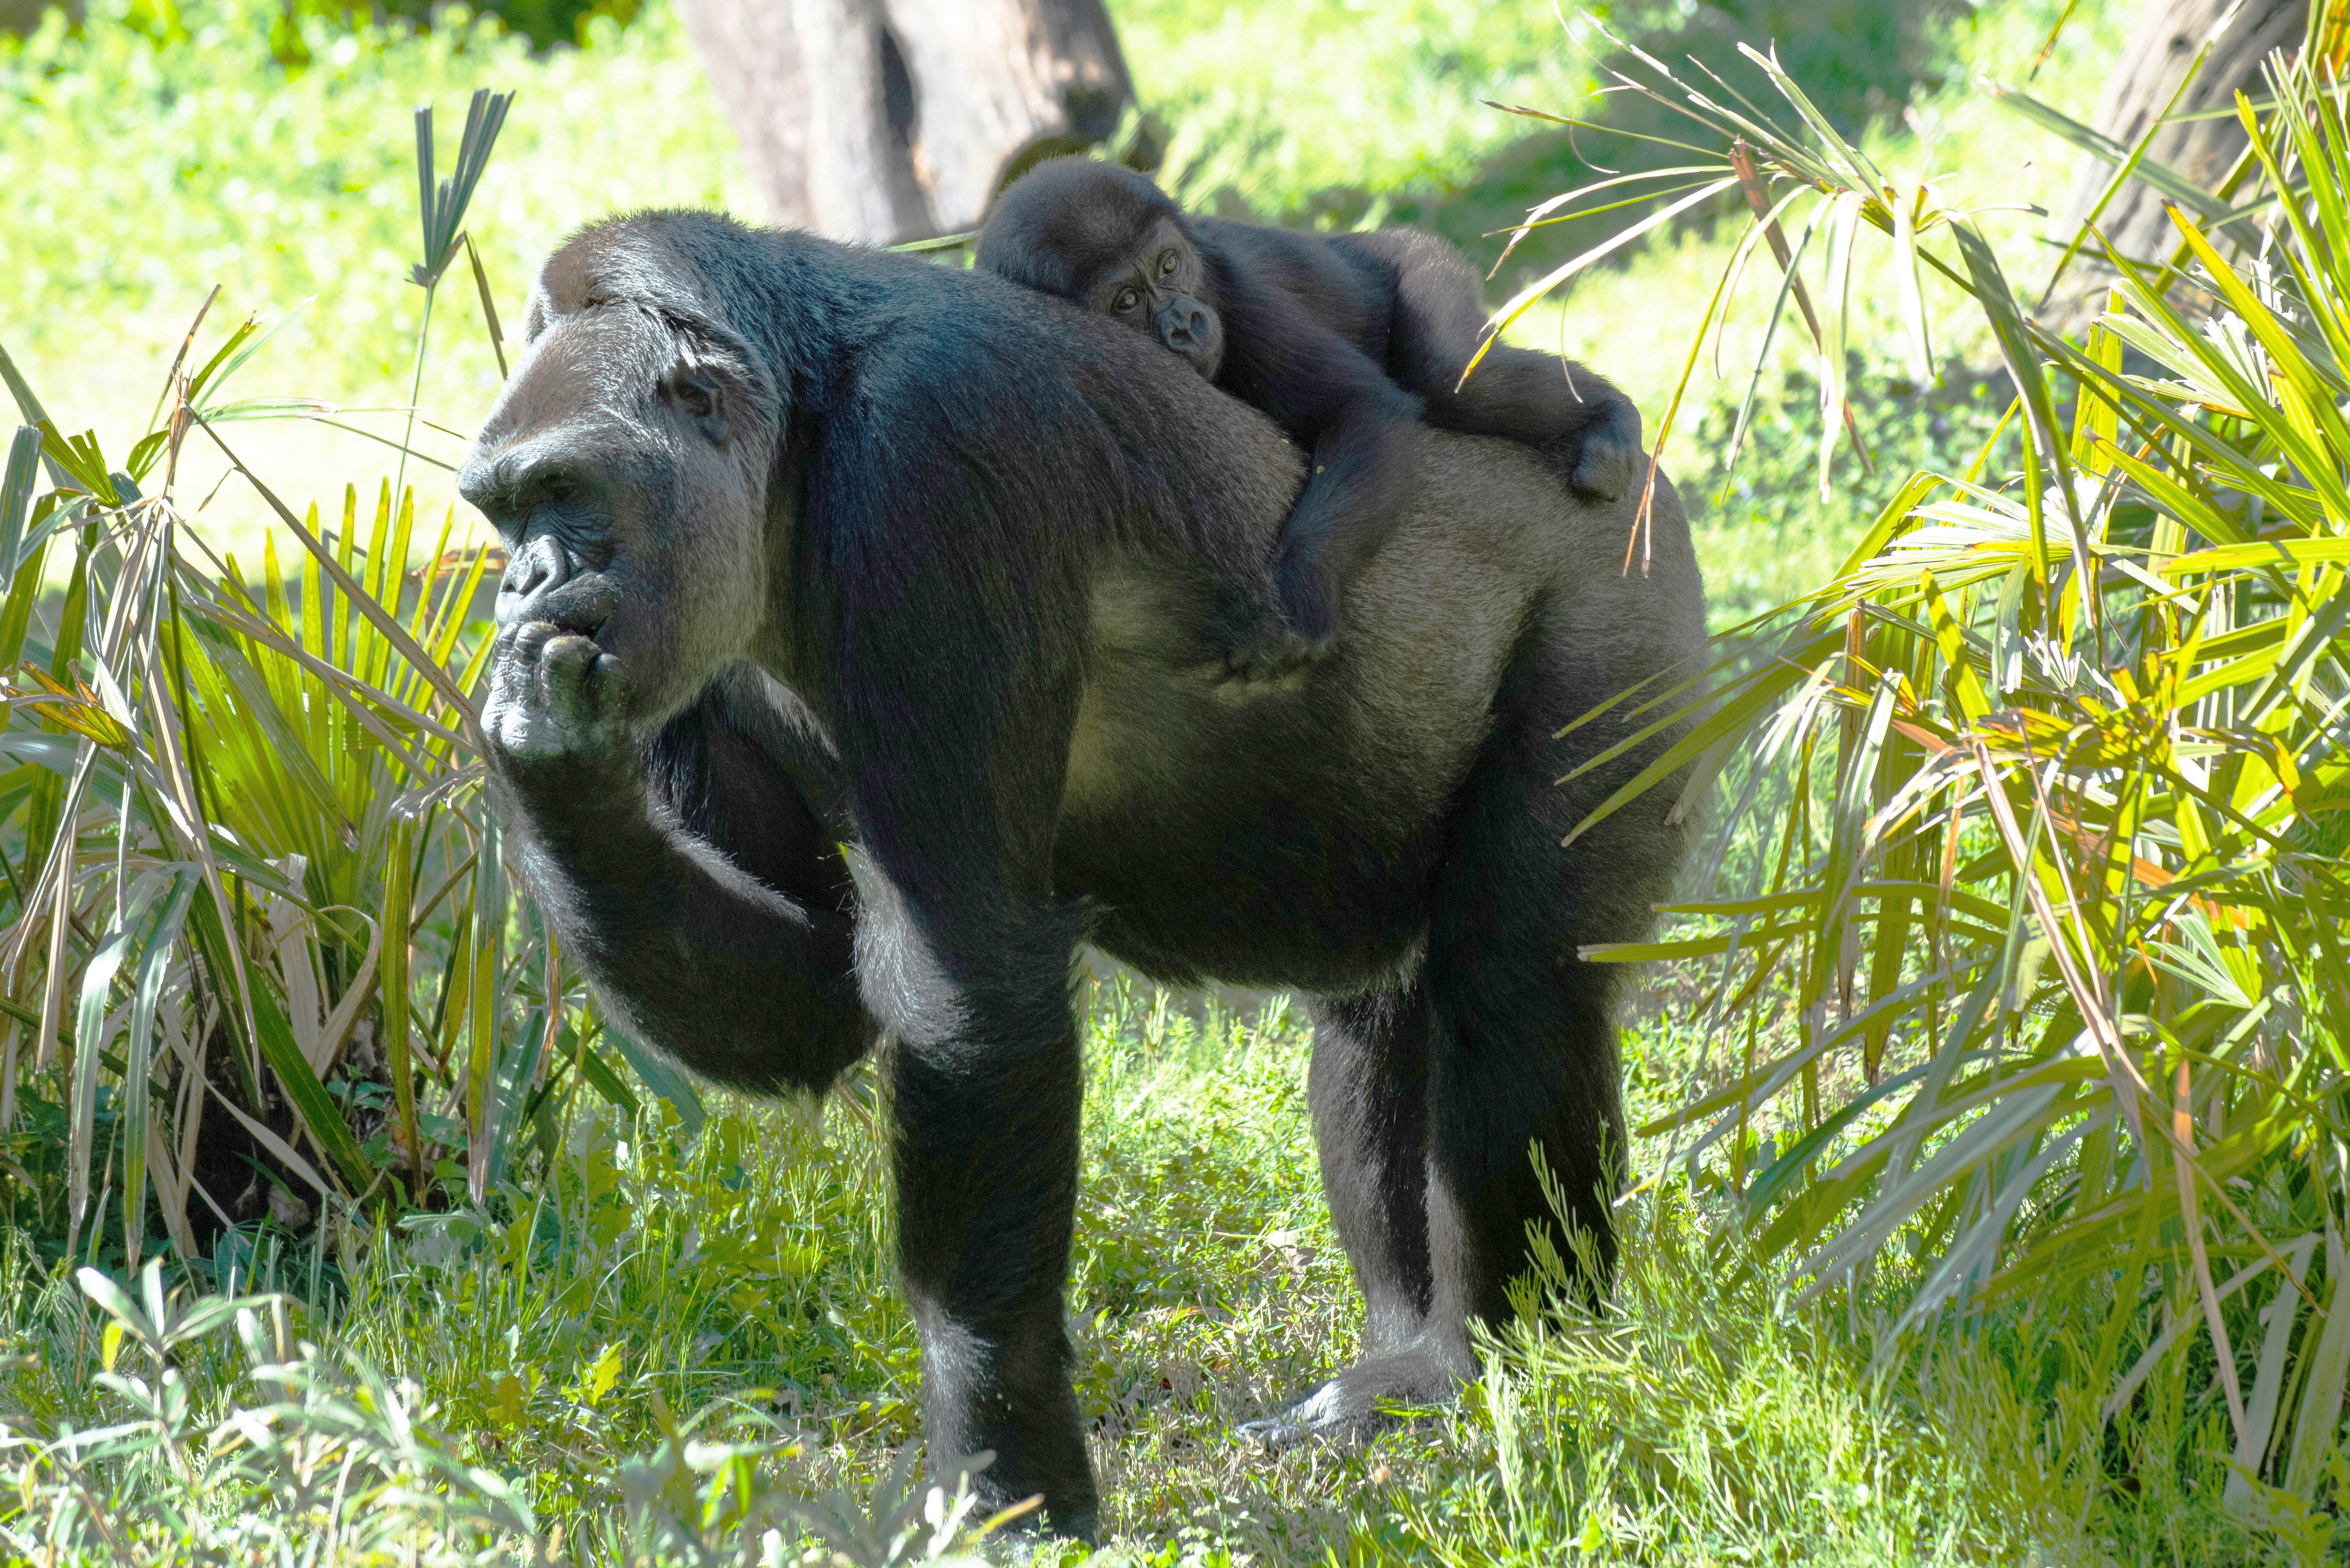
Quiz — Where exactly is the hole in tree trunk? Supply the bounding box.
[870,20,935,243]
[879,25,918,153]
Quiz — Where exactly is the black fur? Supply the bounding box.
[460,209,1705,1541]
[975,158,1646,675]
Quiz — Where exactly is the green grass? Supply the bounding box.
[1110,0,1606,219]
[6,980,2272,1562]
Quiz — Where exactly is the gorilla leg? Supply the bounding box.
[893,1035,1092,1535]
[1305,989,1435,1357]
[1421,910,1629,1332]
[849,857,1099,1539]
[1250,639,1678,1445]
[1418,646,1667,1331]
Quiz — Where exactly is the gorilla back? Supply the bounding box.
[461,209,1704,1541]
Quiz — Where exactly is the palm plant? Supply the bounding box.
[1513,5,2350,1510]
[0,88,631,1279]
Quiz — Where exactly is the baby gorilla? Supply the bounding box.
[976,157,1644,675]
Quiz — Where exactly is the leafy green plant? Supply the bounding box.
[1530,0,2350,1526]
[1,1259,543,1560]
[0,77,680,1286]
[0,1254,1013,1564]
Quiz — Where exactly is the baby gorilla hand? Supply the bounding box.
[1199,577,1337,684]
[481,620,630,766]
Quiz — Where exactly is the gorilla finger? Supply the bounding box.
[509,619,563,661]
[542,630,601,674]
[1220,648,1282,684]
[529,631,590,704]
[1234,630,1333,682]
[1287,634,1338,670]
[539,634,610,726]
[499,623,565,700]
[488,619,537,678]
[486,625,551,714]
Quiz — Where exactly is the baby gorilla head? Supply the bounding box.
[977,159,1224,381]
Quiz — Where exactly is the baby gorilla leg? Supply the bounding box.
[1348,229,1644,502]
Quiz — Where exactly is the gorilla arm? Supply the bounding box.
[483,624,875,1094]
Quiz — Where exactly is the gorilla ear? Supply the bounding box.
[660,362,731,446]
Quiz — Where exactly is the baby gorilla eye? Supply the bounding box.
[1112,287,1141,312]
[1157,250,1178,276]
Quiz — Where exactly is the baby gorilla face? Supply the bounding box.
[1084,218,1224,381]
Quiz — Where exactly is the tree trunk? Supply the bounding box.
[2043,0,2306,326]
[676,0,1136,246]
[0,0,81,35]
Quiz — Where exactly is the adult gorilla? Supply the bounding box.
[461,210,1705,1539]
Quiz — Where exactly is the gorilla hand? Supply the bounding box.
[482,620,633,766]
[1198,575,1336,683]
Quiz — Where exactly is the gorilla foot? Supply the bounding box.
[986,1510,1098,1555]
[1235,1344,1472,1449]
[1564,433,1644,503]
[1559,399,1647,502]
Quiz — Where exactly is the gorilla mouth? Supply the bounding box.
[534,576,623,645]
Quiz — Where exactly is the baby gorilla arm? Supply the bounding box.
[1216,310,1426,675]
[1337,228,1644,501]
[483,621,874,1092]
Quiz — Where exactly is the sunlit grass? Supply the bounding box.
[9,979,2178,1565]
[10,977,2259,1563]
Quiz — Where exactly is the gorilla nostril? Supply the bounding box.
[497,535,574,624]
[1156,300,1211,354]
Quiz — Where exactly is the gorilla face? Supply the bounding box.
[975,162,1226,383]
[459,293,775,742]
[1084,218,1223,381]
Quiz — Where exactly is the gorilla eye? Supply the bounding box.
[1112,287,1141,313]
[1157,250,1178,276]
[542,475,583,507]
